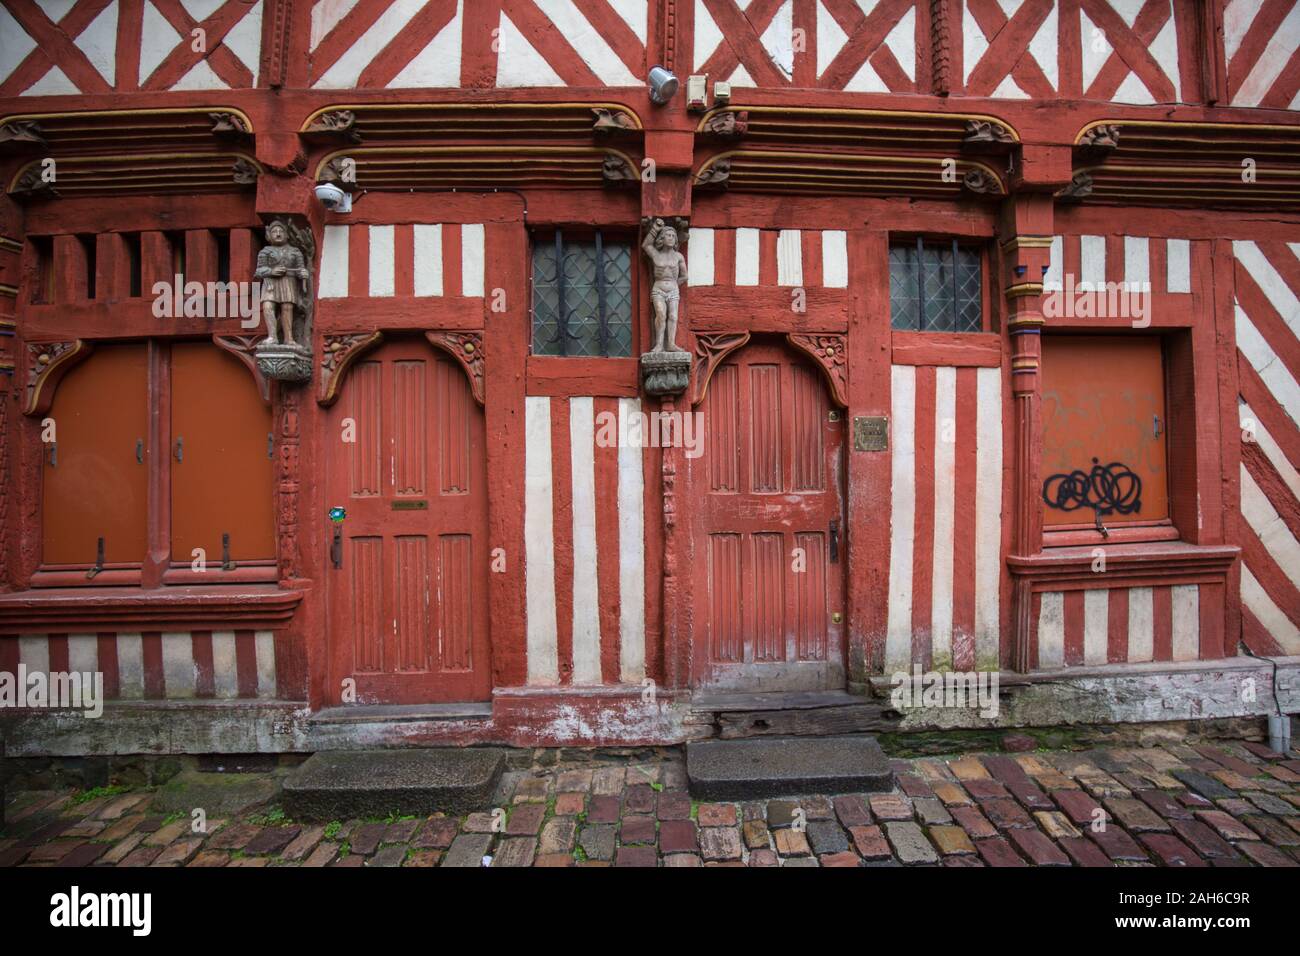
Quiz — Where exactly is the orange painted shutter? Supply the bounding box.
[42,345,149,565]
[1040,335,1169,528]
[170,343,275,563]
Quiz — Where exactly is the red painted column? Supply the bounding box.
[999,196,1055,672]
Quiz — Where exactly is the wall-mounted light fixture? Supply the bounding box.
[648,66,679,105]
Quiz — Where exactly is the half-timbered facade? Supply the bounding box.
[1,0,1298,753]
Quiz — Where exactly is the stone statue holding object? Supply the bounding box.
[257,219,311,348]
[639,217,692,397]
[642,217,687,354]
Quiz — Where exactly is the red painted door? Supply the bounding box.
[326,338,490,703]
[694,341,847,691]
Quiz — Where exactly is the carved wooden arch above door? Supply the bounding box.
[24,340,93,416]
[785,333,848,408]
[318,330,485,407]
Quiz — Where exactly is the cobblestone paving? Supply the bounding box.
[3,739,1299,867]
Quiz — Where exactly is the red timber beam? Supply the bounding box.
[1000,144,1069,673]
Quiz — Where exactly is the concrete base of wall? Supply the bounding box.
[3,657,1297,756]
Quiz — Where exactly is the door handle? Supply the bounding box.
[331,525,343,569]
[136,438,144,464]
[47,442,57,467]
[174,436,184,462]
[829,518,840,563]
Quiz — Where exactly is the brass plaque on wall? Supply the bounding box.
[853,416,888,452]
[392,500,428,510]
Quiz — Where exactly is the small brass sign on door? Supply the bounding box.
[391,500,428,510]
[853,416,888,452]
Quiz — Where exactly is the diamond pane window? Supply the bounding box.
[532,231,633,357]
[889,239,983,333]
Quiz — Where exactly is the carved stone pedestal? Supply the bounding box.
[641,350,691,397]
[255,341,313,383]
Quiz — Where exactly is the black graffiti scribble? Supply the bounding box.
[1041,458,1143,519]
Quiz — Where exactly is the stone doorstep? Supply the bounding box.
[686,735,894,800]
[281,749,506,821]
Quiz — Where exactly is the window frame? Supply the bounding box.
[888,236,990,334]
[31,338,278,589]
[1038,331,1179,548]
[529,227,637,360]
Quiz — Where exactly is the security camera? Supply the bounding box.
[648,65,679,105]
[315,182,352,213]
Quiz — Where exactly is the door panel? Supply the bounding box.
[327,339,490,703]
[694,341,846,691]
[42,345,148,566]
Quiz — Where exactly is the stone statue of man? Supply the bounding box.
[256,219,310,347]
[642,218,687,353]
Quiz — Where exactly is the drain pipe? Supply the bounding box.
[1242,644,1293,753]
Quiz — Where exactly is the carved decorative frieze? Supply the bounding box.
[591,108,637,135]
[425,331,485,405]
[962,119,1015,148]
[703,110,749,139]
[213,335,272,403]
[303,110,362,143]
[1058,171,1094,201]
[318,332,383,406]
[24,340,91,416]
[0,120,46,148]
[210,112,251,140]
[11,163,57,199]
[1078,124,1121,152]
[601,152,638,186]
[786,333,848,408]
[962,167,1003,195]
[233,157,260,184]
[691,332,750,406]
[276,388,301,581]
[694,158,731,188]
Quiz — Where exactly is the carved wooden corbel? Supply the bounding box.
[702,110,748,140]
[592,108,637,135]
[0,120,47,149]
[1078,124,1121,152]
[786,333,848,408]
[425,331,485,405]
[213,334,272,404]
[318,155,357,188]
[317,332,383,406]
[1057,171,1094,201]
[601,152,638,186]
[691,332,750,406]
[25,340,92,416]
[694,158,731,189]
[303,109,362,144]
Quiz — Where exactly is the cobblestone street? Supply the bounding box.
[4,738,1299,868]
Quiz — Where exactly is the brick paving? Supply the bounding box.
[3,738,1300,868]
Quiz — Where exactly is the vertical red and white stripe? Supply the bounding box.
[318,222,486,299]
[1234,240,1300,655]
[1032,584,1206,668]
[524,396,647,686]
[2,631,277,699]
[1043,233,1194,293]
[687,227,849,288]
[885,365,1003,673]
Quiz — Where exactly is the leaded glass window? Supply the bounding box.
[889,239,982,332]
[532,231,633,357]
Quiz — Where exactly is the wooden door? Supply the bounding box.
[694,341,847,691]
[326,339,490,703]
